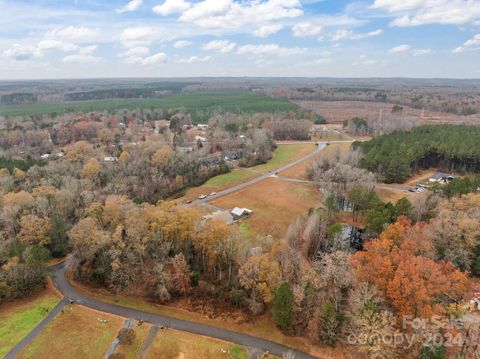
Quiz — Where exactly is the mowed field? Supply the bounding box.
[18,305,124,359]
[252,143,316,173]
[0,287,61,358]
[147,329,248,359]
[280,142,352,180]
[114,322,151,359]
[211,177,321,237]
[293,100,480,125]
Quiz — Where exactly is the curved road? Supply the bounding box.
[6,141,352,359]
[50,262,316,359]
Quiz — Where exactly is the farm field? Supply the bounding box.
[147,329,248,359]
[293,100,480,125]
[18,305,124,359]
[280,142,352,180]
[252,143,316,173]
[211,177,322,237]
[0,91,300,121]
[0,287,61,358]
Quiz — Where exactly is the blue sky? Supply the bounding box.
[1,0,479,79]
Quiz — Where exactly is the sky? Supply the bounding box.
[0,0,479,79]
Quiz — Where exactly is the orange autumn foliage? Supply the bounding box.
[351,217,470,319]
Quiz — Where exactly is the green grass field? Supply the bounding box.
[0,290,61,357]
[0,91,300,122]
[252,143,316,172]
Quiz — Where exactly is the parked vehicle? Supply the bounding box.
[198,194,207,200]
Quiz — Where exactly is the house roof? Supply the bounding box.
[231,207,253,217]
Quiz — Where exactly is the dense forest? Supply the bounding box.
[355,125,480,183]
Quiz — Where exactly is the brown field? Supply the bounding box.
[18,305,124,359]
[293,100,480,125]
[376,187,415,204]
[280,142,352,180]
[147,329,248,359]
[210,177,322,237]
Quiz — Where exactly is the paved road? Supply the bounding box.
[49,262,317,359]
[183,142,329,209]
[5,298,69,359]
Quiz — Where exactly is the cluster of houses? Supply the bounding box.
[200,150,244,166]
[203,207,253,225]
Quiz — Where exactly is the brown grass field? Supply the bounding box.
[147,329,248,359]
[18,305,124,359]
[210,177,322,237]
[293,100,480,125]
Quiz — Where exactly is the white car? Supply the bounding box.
[198,194,207,200]
[209,192,217,196]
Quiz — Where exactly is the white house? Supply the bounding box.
[195,135,207,142]
[231,207,253,220]
[104,156,118,163]
[40,154,51,160]
[197,124,209,130]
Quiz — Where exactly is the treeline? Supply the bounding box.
[0,156,45,172]
[1,93,37,105]
[64,88,167,101]
[356,125,480,183]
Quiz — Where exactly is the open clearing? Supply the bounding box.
[293,100,480,125]
[211,177,321,237]
[147,329,248,359]
[18,305,124,359]
[280,142,352,180]
[0,287,61,358]
[252,143,316,173]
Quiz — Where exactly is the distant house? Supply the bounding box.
[40,154,51,160]
[201,156,220,166]
[195,135,207,142]
[429,172,456,184]
[222,150,242,162]
[178,146,194,153]
[197,124,209,130]
[231,207,253,220]
[203,210,234,225]
[104,156,118,163]
[55,152,65,159]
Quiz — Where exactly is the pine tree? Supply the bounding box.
[271,282,294,333]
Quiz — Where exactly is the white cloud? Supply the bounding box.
[372,0,480,27]
[453,34,480,53]
[117,0,143,13]
[237,43,306,56]
[3,44,42,61]
[120,27,174,48]
[177,0,303,30]
[389,44,411,53]
[201,40,236,53]
[177,55,212,63]
[153,0,191,16]
[330,29,383,41]
[124,46,151,57]
[37,40,78,52]
[413,48,432,56]
[174,40,193,48]
[62,54,100,63]
[292,22,322,37]
[124,52,167,65]
[45,26,99,42]
[253,24,283,38]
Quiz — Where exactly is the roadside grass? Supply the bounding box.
[69,279,312,355]
[0,287,61,358]
[0,92,299,122]
[18,305,123,359]
[186,169,258,201]
[376,186,415,204]
[252,143,316,173]
[115,323,151,359]
[211,177,322,237]
[147,329,248,359]
[280,142,351,180]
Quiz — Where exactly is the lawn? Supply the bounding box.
[18,305,124,359]
[147,329,248,359]
[252,143,316,173]
[0,91,300,122]
[0,288,61,358]
[280,142,352,180]
[211,177,322,237]
[115,323,151,359]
